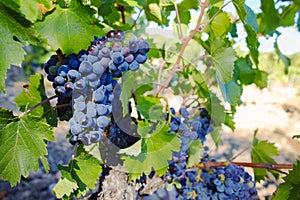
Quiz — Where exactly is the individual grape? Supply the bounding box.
[86,102,97,118]
[129,41,139,53]
[54,76,66,86]
[90,130,103,143]
[106,30,115,42]
[138,40,150,55]
[74,79,87,91]
[49,65,59,75]
[87,72,98,81]
[108,60,117,71]
[93,61,106,75]
[87,54,99,63]
[97,116,110,128]
[89,79,101,88]
[47,74,55,82]
[88,45,99,56]
[100,47,111,57]
[73,101,86,112]
[78,134,90,145]
[125,54,134,63]
[55,86,66,96]
[135,53,147,64]
[70,123,82,135]
[99,57,111,67]
[114,30,125,41]
[69,135,78,145]
[121,47,130,57]
[73,93,85,102]
[112,52,124,65]
[96,104,108,116]
[111,41,122,52]
[64,82,74,92]
[128,60,139,71]
[69,57,80,69]
[117,62,129,71]
[79,115,94,128]
[96,36,106,48]
[58,65,70,77]
[67,69,80,81]
[79,61,93,74]
[93,88,105,103]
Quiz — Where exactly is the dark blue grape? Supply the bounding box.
[54,76,66,86]
[135,53,147,64]
[138,40,150,55]
[58,65,70,77]
[112,52,124,65]
[129,60,139,71]
[69,57,80,69]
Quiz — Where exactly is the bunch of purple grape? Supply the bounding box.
[169,107,213,144]
[67,30,150,145]
[43,51,87,120]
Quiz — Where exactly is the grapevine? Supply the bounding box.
[0,0,300,200]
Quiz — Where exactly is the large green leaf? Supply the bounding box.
[0,3,39,92]
[122,122,180,180]
[244,4,258,32]
[0,114,55,186]
[35,0,103,55]
[210,39,236,83]
[0,0,53,21]
[251,133,279,182]
[53,146,102,198]
[187,139,203,168]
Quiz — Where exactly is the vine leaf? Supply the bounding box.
[217,77,242,106]
[210,39,236,83]
[35,0,103,55]
[273,160,300,200]
[0,3,39,93]
[53,146,102,199]
[0,0,54,22]
[122,122,181,180]
[0,111,55,186]
[232,0,246,21]
[251,132,279,182]
[233,56,255,85]
[209,11,231,38]
[187,139,203,168]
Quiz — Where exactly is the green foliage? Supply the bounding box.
[0,0,299,198]
[0,3,39,92]
[53,145,102,199]
[210,38,236,83]
[122,122,180,180]
[0,111,55,186]
[35,0,104,55]
[251,132,280,182]
[273,160,300,200]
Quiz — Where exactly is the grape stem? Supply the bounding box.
[56,49,64,65]
[155,0,210,96]
[172,0,183,40]
[196,161,293,170]
[155,0,232,97]
[20,95,58,117]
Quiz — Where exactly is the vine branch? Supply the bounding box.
[156,0,210,96]
[20,95,58,117]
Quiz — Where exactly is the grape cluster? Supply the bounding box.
[67,30,150,145]
[43,51,87,120]
[169,107,213,144]
[164,108,258,199]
